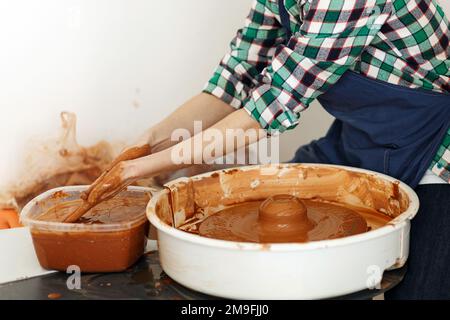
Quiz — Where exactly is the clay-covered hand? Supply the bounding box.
[81,144,151,200]
[0,209,21,229]
[64,159,140,222]
[63,144,151,223]
[85,160,137,205]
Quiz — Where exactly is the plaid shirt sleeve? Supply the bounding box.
[203,0,286,109]
[246,0,394,134]
[205,0,393,134]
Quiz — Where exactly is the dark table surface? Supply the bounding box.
[0,251,406,300]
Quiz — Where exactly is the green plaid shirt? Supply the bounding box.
[204,0,450,182]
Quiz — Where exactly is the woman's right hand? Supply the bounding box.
[80,144,151,201]
[64,144,152,222]
[68,93,238,221]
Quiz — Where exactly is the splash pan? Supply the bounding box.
[147,164,419,299]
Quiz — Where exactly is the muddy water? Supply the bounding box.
[197,195,391,243]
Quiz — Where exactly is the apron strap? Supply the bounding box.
[278,0,292,39]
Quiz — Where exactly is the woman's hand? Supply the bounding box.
[80,144,151,201]
[84,160,138,204]
[66,93,257,222]
[78,93,236,206]
[63,144,151,222]
[0,209,21,229]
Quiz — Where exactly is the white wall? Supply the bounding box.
[0,0,251,189]
[0,1,449,189]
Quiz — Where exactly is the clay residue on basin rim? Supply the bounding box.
[151,164,409,230]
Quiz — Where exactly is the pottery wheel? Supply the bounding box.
[198,196,368,243]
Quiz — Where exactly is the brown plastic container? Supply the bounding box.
[20,186,152,272]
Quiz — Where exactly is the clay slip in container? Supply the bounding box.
[21,186,152,272]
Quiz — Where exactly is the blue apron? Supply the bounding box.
[278,0,450,187]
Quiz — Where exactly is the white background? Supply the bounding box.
[0,0,449,191]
